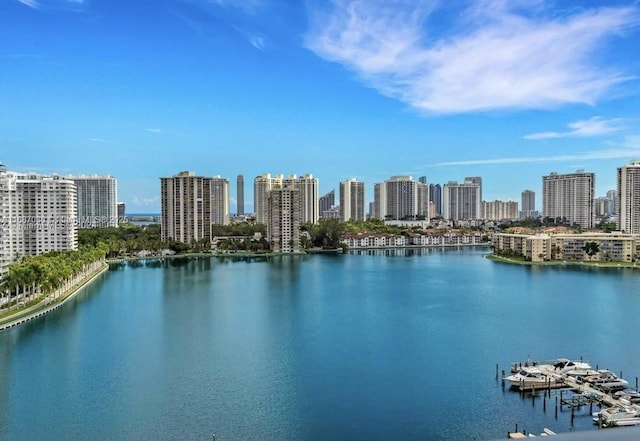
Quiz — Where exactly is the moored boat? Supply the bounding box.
[505,367,561,389]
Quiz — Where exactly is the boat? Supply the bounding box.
[592,406,640,425]
[582,370,629,392]
[547,358,592,374]
[614,391,640,403]
[505,367,562,389]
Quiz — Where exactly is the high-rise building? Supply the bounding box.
[482,200,519,221]
[160,171,212,244]
[617,161,640,234]
[117,202,126,222]
[0,167,77,276]
[210,176,230,226]
[465,176,483,204]
[442,179,481,221]
[542,170,594,229]
[236,174,244,216]
[372,183,385,219]
[606,189,617,216]
[429,184,442,217]
[267,184,300,253]
[71,174,117,228]
[520,189,537,219]
[385,176,418,220]
[319,190,335,217]
[254,173,319,225]
[339,178,365,222]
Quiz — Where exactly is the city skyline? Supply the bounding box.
[2,0,639,213]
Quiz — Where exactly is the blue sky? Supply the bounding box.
[1,0,639,213]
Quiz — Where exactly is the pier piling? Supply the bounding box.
[555,396,558,419]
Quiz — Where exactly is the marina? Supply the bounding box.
[503,358,640,431]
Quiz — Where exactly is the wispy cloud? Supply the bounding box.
[305,1,640,114]
[18,0,39,8]
[133,196,160,206]
[89,137,108,144]
[201,0,265,15]
[250,35,265,49]
[145,128,163,134]
[428,141,640,168]
[524,117,626,140]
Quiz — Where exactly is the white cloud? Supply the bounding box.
[18,0,39,8]
[89,137,108,143]
[305,1,640,114]
[524,117,626,140]
[428,141,640,168]
[250,36,265,49]
[145,128,163,133]
[133,196,160,206]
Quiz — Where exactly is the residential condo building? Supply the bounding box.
[482,200,518,221]
[0,166,77,276]
[542,170,594,229]
[617,160,640,234]
[339,178,365,222]
[254,173,319,225]
[442,178,482,221]
[161,171,231,244]
[71,174,118,228]
[267,184,301,253]
[236,174,244,216]
[372,176,427,220]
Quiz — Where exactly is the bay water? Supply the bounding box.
[1,247,640,440]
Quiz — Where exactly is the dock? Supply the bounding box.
[502,358,640,433]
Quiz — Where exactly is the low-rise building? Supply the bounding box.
[492,232,637,262]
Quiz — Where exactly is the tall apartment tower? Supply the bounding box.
[71,174,117,228]
[617,161,640,234]
[290,174,319,225]
[117,202,126,222]
[465,176,482,204]
[254,173,319,225]
[521,189,536,219]
[339,178,365,222]
[319,190,335,216]
[267,184,301,253]
[606,189,617,216]
[442,179,481,221]
[0,168,77,276]
[384,176,419,220]
[429,184,442,217]
[372,183,386,219]
[542,170,594,229]
[236,174,244,216]
[211,175,230,226]
[482,200,519,220]
[160,171,212,243]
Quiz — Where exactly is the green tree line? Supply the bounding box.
[1,244,108,312]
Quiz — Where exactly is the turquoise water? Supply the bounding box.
[1,248,640,440]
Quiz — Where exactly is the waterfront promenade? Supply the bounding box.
[0,262,108,331]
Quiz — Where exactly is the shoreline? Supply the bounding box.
[107,243,491,263]
[487,253,640,269]
[0,263,109,332]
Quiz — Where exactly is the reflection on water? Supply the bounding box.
[2,249,640,441]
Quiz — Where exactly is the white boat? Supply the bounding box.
[592,406,640,425]
[506,367,561,389]
[583,370,629,391]
[614,390,640,403]
[547,358,592,374]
